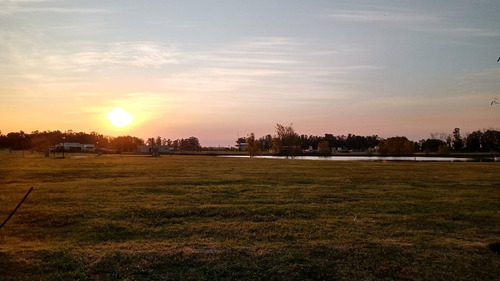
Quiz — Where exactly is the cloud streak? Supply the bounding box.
[0,1,114,16]
[324,9,442,23]
[157,36,381,96]
[323,5,500,39]
[71,42,182,70]
[2,38,182,74]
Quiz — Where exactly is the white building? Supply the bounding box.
[53,142,95,152]
[138,145,173,153]
[237,143,248,151]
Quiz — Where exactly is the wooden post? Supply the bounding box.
[0,187,34,231]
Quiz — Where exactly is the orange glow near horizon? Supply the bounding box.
[106,107,135,128]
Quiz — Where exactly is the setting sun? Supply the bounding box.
[106,108,134,128]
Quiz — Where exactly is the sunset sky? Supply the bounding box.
[1,0,499,146]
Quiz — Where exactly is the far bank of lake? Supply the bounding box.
[220,155,497,162]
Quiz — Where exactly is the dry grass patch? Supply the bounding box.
[0,154,499,280]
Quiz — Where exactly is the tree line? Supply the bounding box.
[0,130,201,152]
[1,126,498,155]
[238,125,500,156]
[146,136,202,152]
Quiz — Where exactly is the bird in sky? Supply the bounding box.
[492,98,499,105]
[497,57,500,62]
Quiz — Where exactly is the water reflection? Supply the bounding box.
[221,155,476,162]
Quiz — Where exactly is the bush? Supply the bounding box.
[378,137,415,155]
[318,140,331,156]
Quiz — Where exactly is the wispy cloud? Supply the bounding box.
[323,6,500,39]
[418,26,500,38]
[456,67,500,92]
[156,37,306,93]
[16,7,113,13]
[193,53,302,67]
[71,42,181,70]
[3,39,182,73]
[157,36,382,101]
[146,19,198,29]
[1,25,384,105]
[0,0,113,16]
[159,67,289,93]
[237,37,304,50]
[324,9,442,23]
[193,37,304,67]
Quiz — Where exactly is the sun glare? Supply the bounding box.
[106,107,134,128]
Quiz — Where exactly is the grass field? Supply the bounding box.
[0,152,499,280]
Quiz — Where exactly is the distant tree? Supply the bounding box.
[420,138,448,154]
[378,137,415,155]
[273,124,302,157]
[465,131,482,152]
[437,143,450,154]
[192,137,202,151]
[146,138,155,146]
[258,134,273,151]
[90,131,110,149]
[348,134,375,151]
[336,135,348,151]
[310,135,322,150]
[439,132,452,149]
[6,131,29,150]
[178,137,201,151]
[0,131,6,148]
[156,136,162,146]
[271,137,283,155]
[189,137,202,151]
[345,134,357,150]
[178,138,186,150]
[323,134,337,151]
[300,134,308,149]
[110,136,145,152]
[317,133,379,152]
[246,133,261,157]
[172,139,179,150]
[300,135,322,150]
[452,128,463,151]
[481,129,500,152]
[73,132,91,144]
[365,135,380,150]
[318,140,331,156]
[234,136,246,151]
[64,129,75,142]
[30,131,52,152]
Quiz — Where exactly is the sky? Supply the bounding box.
[1,0,499,146]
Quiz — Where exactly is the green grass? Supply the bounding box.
[0,152,499,280]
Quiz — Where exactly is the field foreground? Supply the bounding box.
[0,153,499,280]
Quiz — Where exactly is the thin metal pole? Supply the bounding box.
[0,187,34,230]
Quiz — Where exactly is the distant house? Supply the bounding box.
[138,145,173,154]
[237,143,248,151]
[53,143,95,152]
[303,146,315,152]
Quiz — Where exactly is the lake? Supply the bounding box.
[221,155,477,162]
